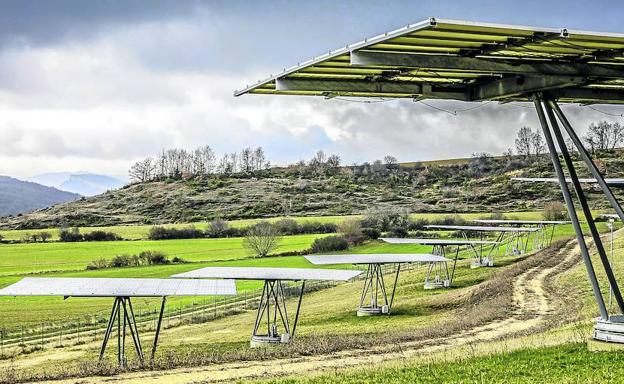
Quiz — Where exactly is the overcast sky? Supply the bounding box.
[2,0,624,178]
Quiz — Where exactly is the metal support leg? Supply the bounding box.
[99,298,119,361]
[291,281,305,338]
[534,96,608,319]
[544,99,624,315]
[151,297,167,361]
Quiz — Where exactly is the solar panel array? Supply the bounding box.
[380,238,499,245]
[172,267,362,281]
[0,277,237,297]
[472,219,570,225]
[425,225,539,232]
[235,18,624,104]
[305,254,449,265]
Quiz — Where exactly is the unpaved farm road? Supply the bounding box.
[49,241,579,384]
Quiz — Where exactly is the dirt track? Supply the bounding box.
[47,240,581,384]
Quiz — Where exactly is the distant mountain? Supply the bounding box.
[0,176,81,217]
[29,172,126,196]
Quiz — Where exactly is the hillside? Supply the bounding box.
[0,176,81,217]
[2,152,624,229]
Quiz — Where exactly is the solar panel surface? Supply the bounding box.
[472,219,571,225]
[0,277,237,297]
[235,18,624,104]
[380,238,498,245]
[172,267,362,281]
[425,225,539,232]
[305,254,449,265]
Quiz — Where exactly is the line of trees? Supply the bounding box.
[509,120,624,158]
[129,146,271,182]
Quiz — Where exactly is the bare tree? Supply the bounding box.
[326,154,341,168]
[253,147,266,170]
[39,232,51,243]
[531,131,545,157]
[243,222,282,257]
[383,155,398,165]
[515,126,533,158]
[584,121,624,151]
[239,147,253,173]
[129,157,155,182]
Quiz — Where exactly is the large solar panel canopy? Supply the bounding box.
[0,277,236,366]
[172,267,361,346]
[234,16,624,344]
[305,253,450,314]
[235,18,624,104]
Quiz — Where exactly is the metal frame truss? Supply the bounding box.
[99,296,167,365]
[535,93,624,342]
[358,263,401,316]
[251,279,305,345]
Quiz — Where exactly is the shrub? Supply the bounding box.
[206,219,229,238]
[140,250,169,265]
[83,230,121,241]
[274,218,299,235]
[298,222,338,234]
[38,232,52,242]
[85,251,178,270]
[310,235,349,253]
[110,254,133,268]
[148,226,204,240]
[244,221,282,257]
[86,258,109,270]
[338,218,364,245]
[59,227,83,242]
[388,225,409,238]
[430,215,467,226]
[543,201,568,221]
[362,227,381,240]
[362,208,411,232]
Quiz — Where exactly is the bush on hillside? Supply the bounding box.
[83,230,121,241]
[86,251,181,270]
[310,235,349,253]
[338,218,364,245]
[362,208,411,232]
[206,218,230,238]
[148,226,204,240]
[59,227,83,242]
[244,221,281,257]
[361,227,381,240]
[543,201,568,221]
[274,218,299,235]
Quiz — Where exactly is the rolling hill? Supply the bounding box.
[0,176,81,217]
[1,152,623,230]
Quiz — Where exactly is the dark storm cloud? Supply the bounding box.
[0,0,201,47]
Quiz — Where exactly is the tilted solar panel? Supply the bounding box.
[0,277,237,297]
[305,253,449,265]
[235,18,624,104]
[472,219,571,225]
[425,225,539,232]
[380,238,499,245]
[172,267,362,281]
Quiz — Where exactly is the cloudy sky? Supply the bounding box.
[2,0,624,178]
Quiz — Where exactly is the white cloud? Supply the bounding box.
[1,15,623,178]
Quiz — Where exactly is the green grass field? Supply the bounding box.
[0,211,559,241]
[260,343,624,384]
